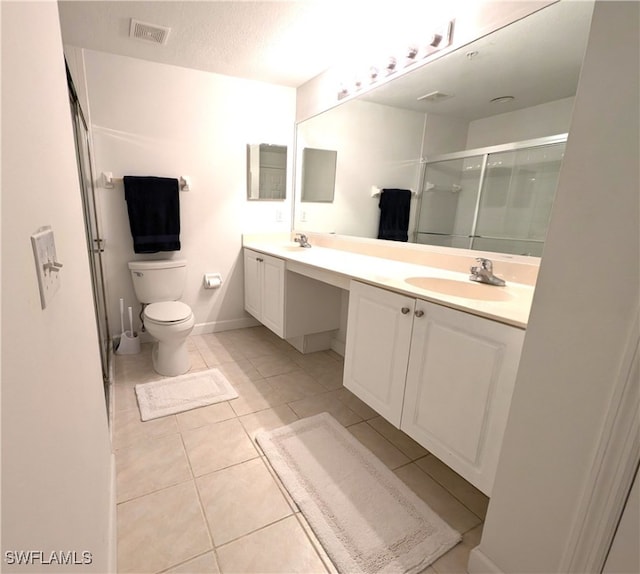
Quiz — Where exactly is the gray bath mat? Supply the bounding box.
[135,368,238,421]
[256,412,461,574]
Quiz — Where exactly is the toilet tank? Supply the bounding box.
[128,259,187,303]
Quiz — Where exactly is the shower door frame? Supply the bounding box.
[417,133,568,251]
[67,64,112,415]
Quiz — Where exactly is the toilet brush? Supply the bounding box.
[128,306,134,337]
[120,297,125,336]
[115,299,140,355]
[115,298,125,351]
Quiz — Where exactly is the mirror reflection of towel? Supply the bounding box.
[124,176,180,253]
[377,189,412,242]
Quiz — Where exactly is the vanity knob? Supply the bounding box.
[414,309,425,318]
[401,307,410,315]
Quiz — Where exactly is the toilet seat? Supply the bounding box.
[144,301,192,325]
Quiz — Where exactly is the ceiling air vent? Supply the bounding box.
[417,91,453,103]
[129,19,171,45]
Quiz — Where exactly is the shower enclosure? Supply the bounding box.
[415,134,567,257]
[67,65,111,416]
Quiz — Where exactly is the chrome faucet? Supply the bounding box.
[294,233,312,248]
[469,258,506,286]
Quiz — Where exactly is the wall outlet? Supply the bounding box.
[275,209,283,222]
[31,226,62,309]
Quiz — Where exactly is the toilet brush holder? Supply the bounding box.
[116,330,140,355]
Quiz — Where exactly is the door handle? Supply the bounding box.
[401,307,410,314]
[415,309,425,318]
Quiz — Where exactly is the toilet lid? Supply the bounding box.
[144,301,192,323]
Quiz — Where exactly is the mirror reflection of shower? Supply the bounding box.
[246,143,287,201]
[416,135,567,256]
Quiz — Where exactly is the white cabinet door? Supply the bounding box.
[243,249,285,337]
[244,249,263,319]
[344,281,415,427]
[261,254,285,337]
[401,300,525,495]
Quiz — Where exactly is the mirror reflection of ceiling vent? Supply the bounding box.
[129,19,171,45]
[417,91,453,103]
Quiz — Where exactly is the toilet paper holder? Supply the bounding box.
[203,273,223,289]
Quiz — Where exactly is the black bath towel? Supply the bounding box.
[377,188,412,242]
[124,176,181,253]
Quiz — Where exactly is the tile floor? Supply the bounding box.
[113,326,488,574]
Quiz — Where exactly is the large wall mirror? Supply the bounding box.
[293,1,594,257]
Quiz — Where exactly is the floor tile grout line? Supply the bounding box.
[413,454,489,521]
[394,456,488,524]
[211,513,299,553]
[177,398,227,574]
[290,511,336,574]
[256,444,337,573]
[114,458,198,505]
[153,549,214,574]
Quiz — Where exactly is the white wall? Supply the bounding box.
[81,50,296,337]
[1,3,113,571]
[295,99,425,238]
[466,96,575,149]
[469,2,639,571]
[423,113,469,156]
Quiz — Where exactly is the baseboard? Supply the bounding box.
[107,452,117,574]
[112,317,261,346]
[193,317,260,335]
[286,331,335,354]
[467,547,504,574]
[330,336,346,357]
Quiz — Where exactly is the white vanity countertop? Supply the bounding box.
[243,240,535,329]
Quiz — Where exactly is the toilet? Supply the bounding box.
[128,259,195,376]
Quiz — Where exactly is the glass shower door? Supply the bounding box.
[472,142,566,256]
[67,67,111,414]
[415,155,484,248]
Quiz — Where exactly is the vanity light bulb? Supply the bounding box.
[386,57,397,74]
[406,46,418,59]
[404,46,419,67]
[369,66,379,81]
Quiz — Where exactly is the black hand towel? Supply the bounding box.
[377,188,412,242]
[124,176,181,253]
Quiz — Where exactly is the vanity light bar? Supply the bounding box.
[338,19,455,100]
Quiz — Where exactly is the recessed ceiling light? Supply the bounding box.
[490,96,515,104]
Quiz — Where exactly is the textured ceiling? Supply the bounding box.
[58,1,454,88]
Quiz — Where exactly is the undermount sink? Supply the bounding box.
[405,276,511,301]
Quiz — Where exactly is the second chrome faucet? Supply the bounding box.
[470,258,506,286]
[294,233,312,248]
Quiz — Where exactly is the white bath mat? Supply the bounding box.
[135,368,238,421]
[256,412,461,574]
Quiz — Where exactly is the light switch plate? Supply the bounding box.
[31,226,61,309]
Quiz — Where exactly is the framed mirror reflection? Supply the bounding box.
[293,1,594,257]
[247,143,287,201]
